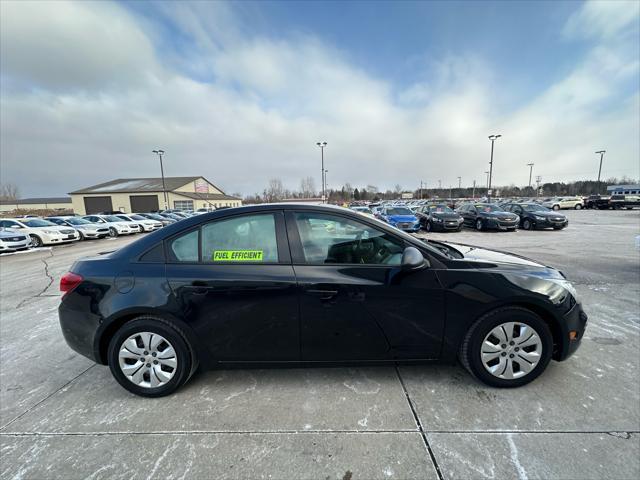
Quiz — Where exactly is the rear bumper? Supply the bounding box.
[59,298,103,363]
[555,302,588,361]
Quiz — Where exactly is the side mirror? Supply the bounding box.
[401,246,428,270]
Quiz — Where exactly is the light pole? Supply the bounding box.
[595,150,606,194]
[527,163,534,189]
[420,180,424,199]
[484,171,490,189]
[438,179,442,189]
[536,175,542,197]
[487,134,501,201]
[152,149,168,210]
[316,142,327,203]
[324,169,328,202]
[472,180,476,199]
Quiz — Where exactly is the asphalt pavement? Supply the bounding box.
[1,209,638,479]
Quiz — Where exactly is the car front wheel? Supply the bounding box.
[475,219,483,231]
[29,235,43,248]
[107,317,196,397]
[522,219,532,230]
[574,204,582,210]
[553,205,560,210]
[109,227,118,238]
[459,307,553,388]
[425,221,432,232]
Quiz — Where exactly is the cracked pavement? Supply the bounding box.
[1,210,639,479]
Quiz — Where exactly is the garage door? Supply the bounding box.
[130,195,159,212]
[84,196,113,214]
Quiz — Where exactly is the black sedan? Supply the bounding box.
[416,204,464,232]
[501,203,568,230]
[457,203,519,231]
[59,204,587,396]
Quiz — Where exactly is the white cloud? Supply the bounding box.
[0,0,638,198]
[564,0,640,40]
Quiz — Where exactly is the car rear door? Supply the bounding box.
[164,210,300,362]
[286,210,445,361]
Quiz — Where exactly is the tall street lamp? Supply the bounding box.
[152,149,168,210]
[487,134,501,201]
[484,171,490,189]
[316,142,327,203]
[324,169,329,202]
[595,150,606,193]
[457,176,461,188]
[527,163,534,188]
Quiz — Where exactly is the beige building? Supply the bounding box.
[0,197,72,213]
[69,176,242,215]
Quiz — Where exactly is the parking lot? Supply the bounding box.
[1,209,638,479]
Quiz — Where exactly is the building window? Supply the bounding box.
[174,200,194,211]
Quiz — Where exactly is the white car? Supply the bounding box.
[0,218,80,247]
[0,228,32,253]
[46,216,110,239]
[114,214,163,232]
[82,215,139,237]
[542,197,583,210]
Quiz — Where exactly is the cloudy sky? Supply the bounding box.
[1,0,638,197]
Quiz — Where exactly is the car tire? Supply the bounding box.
[107,316,196,397]
[574,204,582,210]
[426,221,432,232]
[78,231,85,240]
[522,219,532,230]
[553,205,560,210]
[29,235,43,248]
[459,307,553,388]
[109,227,118,238]
[475,219,483,231]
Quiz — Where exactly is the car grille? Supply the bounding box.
[97,228,109,233]
[498,217,516,222]
[1,236,26,242]
[550,217,565,222]
[61,229,76,235]
[398,222,412,229]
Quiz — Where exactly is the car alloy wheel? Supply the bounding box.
[475,219,483,231]
[30,235,43,248]
[426,221,432,232]
[553,205,560,210]
[575,204,582,210]
[118,332,178,388]
[109,227,118,237]
[481,322,542,380]
[522,219,532,230]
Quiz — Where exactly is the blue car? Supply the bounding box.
[377,206,421,232]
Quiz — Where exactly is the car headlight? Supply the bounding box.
[433,217,443,223]
[534,215,546,220]
[548,278,579,304]
[42,229,58,234]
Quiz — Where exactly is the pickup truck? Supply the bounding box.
[609,194,640,209]
[584,195,611,209]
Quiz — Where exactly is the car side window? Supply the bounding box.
[168,229,199,262]
[202,214,278,263]
[293,212,404,266]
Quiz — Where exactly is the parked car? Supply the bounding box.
[59,204,587,396]
[158,212,184,222]
[542,197,583,210]
[82,215,138,237]
[46,216,110,239]
[349,206,375,217]
[415,204,464,232]
[137,213,176,226]
[114,214,163,232]
[500,203,568,230]
[457,203,519,231]
[0,228,32,253]
[584,195,610,210]
[0,218,80,247]
[376,206,420,232]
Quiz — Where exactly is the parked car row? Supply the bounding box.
[0,209,203,253]
[350,199,569,233]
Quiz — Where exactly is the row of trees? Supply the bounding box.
[243,176,639,203]
[0,183,20,201]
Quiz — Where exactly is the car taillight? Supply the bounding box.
[60,272,83,297]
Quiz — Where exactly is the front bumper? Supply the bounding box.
[432,220,463,231]
[0,239,31,251]
[534,218,568,229]
[485,218,518,230]
[393,223,421,232]
[555,302,588,361]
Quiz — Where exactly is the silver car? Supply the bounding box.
[0,228,32,253]
[46,216,110,240]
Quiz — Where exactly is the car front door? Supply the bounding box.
[287,210,445,361]
[463,205,477,226]
[164,210,300,362]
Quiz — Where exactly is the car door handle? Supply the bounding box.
[306,289,338,300]
[189,281,208,295]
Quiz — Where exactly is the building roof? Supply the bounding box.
[175,192,241,201]
[69,177,223,194]
[0,197,71,205]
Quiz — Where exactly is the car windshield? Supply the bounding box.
[129,215,146,220]
[475,204,502,212]
[387,207,413,215]
[429,205,454,213]
[148,214,166,220]
[64,217,91,225]
[523,204,549,212]
[105,216,123,222]
[22,219,56,227]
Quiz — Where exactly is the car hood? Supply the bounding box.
[445,242,553,269]
[387,214,418,222]
[527,211,565,219]
[0,229,26,238]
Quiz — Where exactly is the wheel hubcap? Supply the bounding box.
[118,332,177,388]
[481,322,542,380]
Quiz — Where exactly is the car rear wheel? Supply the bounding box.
[459,307,553,387]
[553,205,560,210]
[522,219,532,230]
[475,219,483,231]
[574,204,582,210]
[29,235,43,248]
[426,221,432,232]
[108,317,196,397]
[108,227,118,238]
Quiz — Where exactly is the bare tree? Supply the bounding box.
[394,184,403,195]
[265,178,285,202]
[299,176,316,198]
[0,183,19,200]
